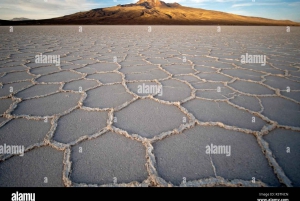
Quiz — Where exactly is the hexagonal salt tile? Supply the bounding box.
[263,129,300,186]
[125,69,169,81]
[63,79,98,91]
[114,99,187,138]
[15,84,60,99]
[264,76,300,91]
[155,79,191,102]
[36,71,82,83]
[53,109,108,143]
[183,99,266,131]
[153,125,279,186]
[71,131,147,185]
[222,69,264,81]
[87,73,122,84]
[230,95,262,112]
[229,80,274,95]
[261,97,300,127]
[196,73,232,82]
[0,118,51,148]
[0,146,64,187]
[12,92,81,116]
[84,84,133,109]
[0,72,34,83]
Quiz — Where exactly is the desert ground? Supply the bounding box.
[0,26,299,187]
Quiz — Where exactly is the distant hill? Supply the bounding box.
[10,17,34,21]
[1,0,299,26]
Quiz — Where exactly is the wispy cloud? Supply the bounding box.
[0,0,105,19]
[232,2,284,8]
[288,1,300,6]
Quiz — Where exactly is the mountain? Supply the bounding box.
[10,17,34,21]
[0,0,299,26]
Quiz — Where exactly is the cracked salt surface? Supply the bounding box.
[0,26,299,187]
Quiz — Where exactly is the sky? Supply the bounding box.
[0,0,299,22]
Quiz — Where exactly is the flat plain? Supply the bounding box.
[0,26,299,187]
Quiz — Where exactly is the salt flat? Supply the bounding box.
[0,26,299,187]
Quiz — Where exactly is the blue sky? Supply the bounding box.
[0,0,299,22]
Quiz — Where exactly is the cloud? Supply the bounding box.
[0,0,105,19]
[0,0,103,13]
[232,2,284,8]
[288,1,300,6]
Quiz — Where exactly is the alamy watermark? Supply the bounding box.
[206,143,231,156]
[11,191,35,201]
[0,144,24,156]
[35,53,60,66]
[240,53,266,66]
[137,83,163,96]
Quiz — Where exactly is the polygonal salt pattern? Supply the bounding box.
[0,26,299,187]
